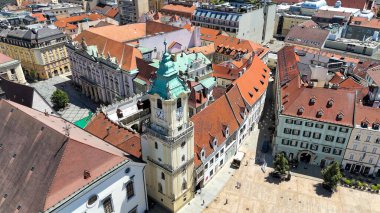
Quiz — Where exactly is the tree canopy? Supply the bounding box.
[273,153,289,175]
[51,89,69,110]
[321,161,342,191]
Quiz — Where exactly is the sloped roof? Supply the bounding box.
[282,86,355,127]
[74,34,142,71]
[54,13,106,30]
[31,13,46,22]
[161,4,196,15]
[0,52,13,64]
[0,100,126,212]
[225,85,247,125]
[191,95,239,167]
[355,104,380,126]
[233,55,270,106]
[367,65,380,85]
[285,26,329,49]
[349,17,380,30]
[85,112,142,159]
[214,35,269,59]
[0,77,34,107]
[325,0,369,10]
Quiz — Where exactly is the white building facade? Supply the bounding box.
[47,160,149,213]
[67,43,137,104]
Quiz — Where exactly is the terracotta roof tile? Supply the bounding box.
[105,7,118,18]
[0,52,13,64]
[282,86,355,127]
[0,100,126,212]
[191,95,239,167]
[161,4,196,16]
[54,13,106,30]
[225,86,247,125]
[233,56,270,106]
[74,32,142,71]
[350,17,380,30]
[367,65,380,85]
[31,13,46,22]
[325,0,369,10]
[214,35,269,59]
[355,104,380,126]
[187,44,215,56]
[85,112,142,158]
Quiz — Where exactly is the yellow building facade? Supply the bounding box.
[0,28,71,80]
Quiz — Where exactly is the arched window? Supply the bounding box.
[157,99,162,109]
[182,179,187,190]
[161,172,165,180]
[158,183,163,193]
[177,98,182,108]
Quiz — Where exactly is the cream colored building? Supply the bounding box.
[0,53,26,84]
[276,13,311,37]
[343,105,380,177]
[0,28,71,80]
[141,50,194,212]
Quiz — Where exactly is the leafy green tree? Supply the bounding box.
[273,153,289,175]
[321,161,342,191]
[51,89,69,110]
[30,70,38,81]
[210,0,224,4]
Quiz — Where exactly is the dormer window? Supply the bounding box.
[316,109,324,118]
[201,149,205,157]
[116,108,123,118]
[210,137,217,149]
[249,91,253,97]
[223,125,229,137]
[262,74,266,79]
[361,120,369,128]
[327,99,334,108]
[260,80,264,85]
[297,107,304,115]
[336,112,344,121]
[309,96,316,105]
[254,87,259,92]
[373,123,379,130]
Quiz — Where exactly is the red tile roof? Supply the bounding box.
[0,100,127,212]
[74,32,142,71]
[367,65,380,85]
[285,26,329,49]
[54,13,106,30]
[31,13,46,22]
[85,112,142,158]
[187,44,215,56]
[277,46,300,85]
[282,86,355,127]
[161,4,196,16]
[355,104,380,126]
[325,0,369,10]
[0,52,14,64]
[339,77,365,89]
[233,55,270,106]
[200,27,221,42]
[350,17,380,30]
[225,86,247,125]
[191,95,239,167]
[214,35,269,59]
[329,73,345,84]
[105,7,118,18]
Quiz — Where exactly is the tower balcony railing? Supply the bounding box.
[146,122,194,144]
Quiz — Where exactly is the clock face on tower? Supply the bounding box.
[156,109,164,120]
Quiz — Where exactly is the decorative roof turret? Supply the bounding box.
[149,40,189,100]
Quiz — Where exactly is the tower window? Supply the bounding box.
[155,142,158,149]
[157,99,162,109]
[161,172,165,180]
[177,98,182,108]
[158,183,163,193]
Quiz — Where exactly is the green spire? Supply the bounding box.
[148,41,188,100]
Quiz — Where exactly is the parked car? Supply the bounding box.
[231,151,245,169]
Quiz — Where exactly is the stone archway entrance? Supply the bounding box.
[297,150,315,164]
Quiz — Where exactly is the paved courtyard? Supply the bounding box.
[203,150,380,213]
[30,75,97,122]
